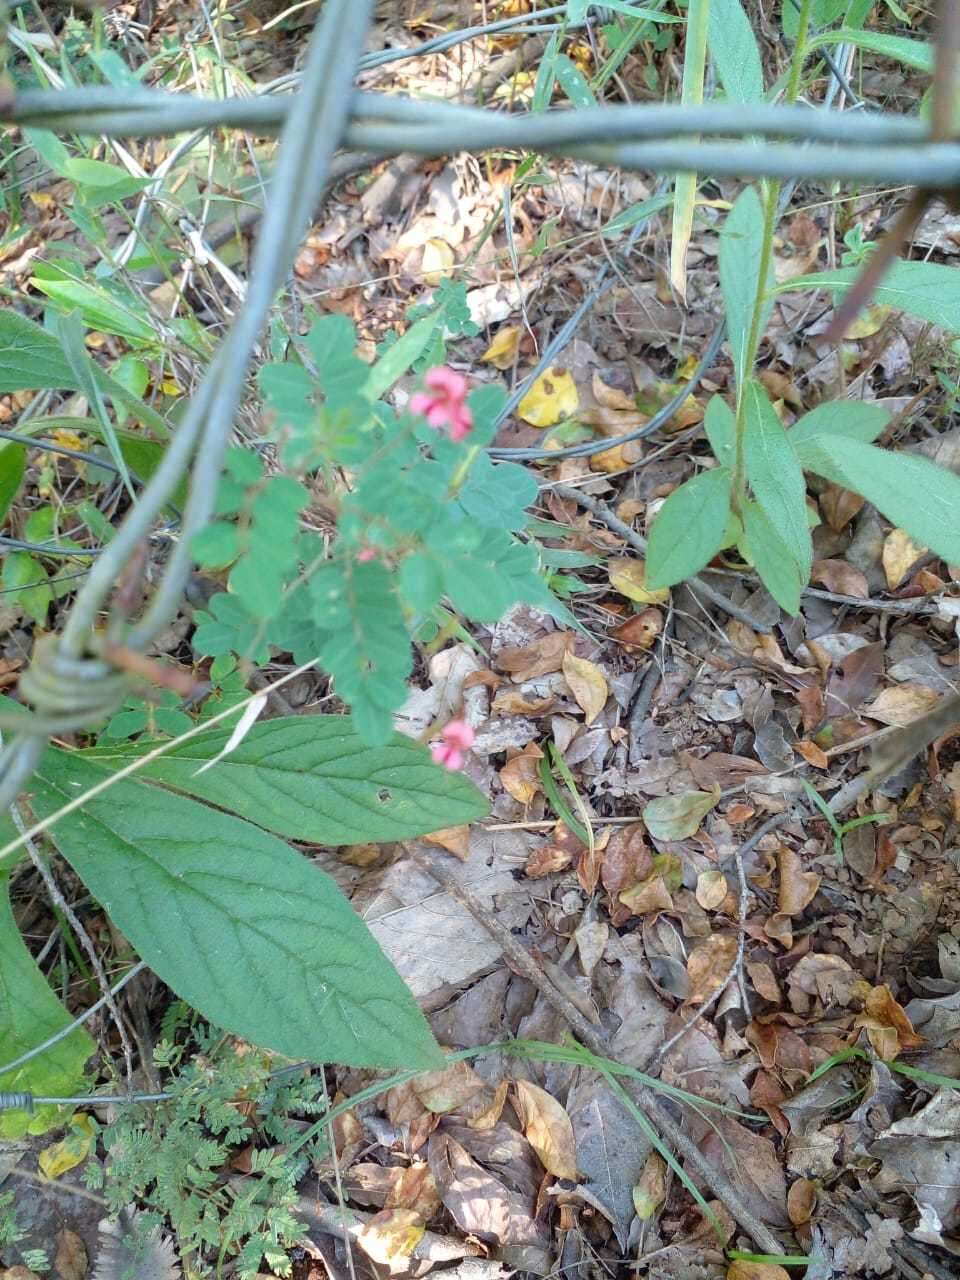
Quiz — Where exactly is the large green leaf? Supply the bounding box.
[743,381,811,579]
[794,436,960,565]
[646,466,731,588]
[0,312,169,437]
[81,715,488,846]
[32,750,444,1070]
[0,836,94,1138]
[719,189,772,394]
[708,0,763,102]
[0,442,26,523]
[779,261,960,334]
[740,499,804,615]
[789,400,889,450]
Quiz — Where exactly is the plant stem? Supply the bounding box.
[732,0,814,503]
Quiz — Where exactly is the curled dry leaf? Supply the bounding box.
[855,983,923,1060]
[608,559,670,605]
[525,843,574,877]
[643,785,721,841]
[496,631,575,681]
[414,1059,490,1116]
[777,846,820,916]
[631,1151,668,1219]
[727,1264,791,1280]
[746,959,781,1003]
[686,933,738,1005]
[481,324,522,369]
[609,608,663,651]
[811,558,869,598]
[513,1080,578,1180]
[422,237,455,286]
[883,527,928,590]
[787,1175,817,1225]
[499,742,544,804]
[562,651,608,725]
[517,366,579,427]
[54,1230,87,1280]
[864,683,941,727]
[423,825,472,860]
[819,483,865,532]
[619,871,674,917]
[795,739,829,769]
[695,869,729,910]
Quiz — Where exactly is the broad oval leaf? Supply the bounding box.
[81,715,488,845]
[719,190,772,393]
[32,750,445,1070]
[794,436,960,565]
[704,394,736,468]
[743,380,812,579]
[646,467,732,588]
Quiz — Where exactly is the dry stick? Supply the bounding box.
[407,843,784,1256]
[551,484,772,634]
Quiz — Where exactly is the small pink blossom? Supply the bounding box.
[356,546,378,563]
[430,718,475,771]
[410,366,473,442]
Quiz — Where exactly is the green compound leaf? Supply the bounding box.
[743,380,812,580]
[646,467,732,588]
[0,852,95,1138]
[82,715,488,845]
[32,750,444,1070]
[795,435,960,565]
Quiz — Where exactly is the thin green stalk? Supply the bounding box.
[732,0,814,500]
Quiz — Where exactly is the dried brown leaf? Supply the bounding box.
[883,527,927,589]
[525,844,574,877]
[777,847,820,916]
[499,742,544,804]
[513,1080,577,1179]
[695,869,729,910]
[496,632,575,681]
[686,934,737,1004]
[864,683,941,727]
[811,558,869,598]
[562,652,608,725]
[609,608,663,651]
[357,1208,426,1272]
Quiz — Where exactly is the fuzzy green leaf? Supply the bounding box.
[32,750,445,1070]
[789,400,889,451]
[795,436,960,564]
[779,260,960,333]
[646,467,732,588]
[740,499,804,614]
[82,715,488,844]
[743,380,812,579]
[719,190,773,393]
[708,0,763,102]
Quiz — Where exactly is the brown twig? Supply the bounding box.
[407,842,784,1256]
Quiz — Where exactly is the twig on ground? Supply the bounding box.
[552,484,773,633]
[408,842,785,1256]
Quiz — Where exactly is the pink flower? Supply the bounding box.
[356,547,378,563]
[431,718,475,771]
[410,366,473,442]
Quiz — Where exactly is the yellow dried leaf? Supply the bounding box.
[493,70,537,103]
[695,869,728,910]
[357,1209,425,1272]
[37,1113,95,1179]
[882,527,928,590]
[843,302,892,339]
[864,683,941,727]
[561,652,608,725]
[517,366,578,427]
[514,1079,577,1179]
[481,325,522,369]
[632,1151,667,1219]
[422,238,455,286]
[52,429,85,453]
[608,558,670,605]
